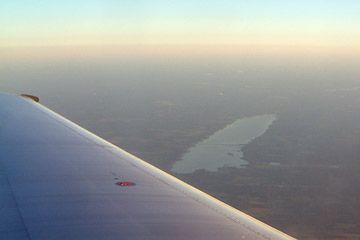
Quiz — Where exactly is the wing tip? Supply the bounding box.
[20,94,40,103]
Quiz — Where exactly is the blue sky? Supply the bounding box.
[1,0,360,47]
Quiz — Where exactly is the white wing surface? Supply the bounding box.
[0,93,295,240]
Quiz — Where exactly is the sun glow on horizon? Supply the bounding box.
[1,0,360,56]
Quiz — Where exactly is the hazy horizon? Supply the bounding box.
[2,1,360,49]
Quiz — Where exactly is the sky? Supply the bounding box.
[1,0,360,53]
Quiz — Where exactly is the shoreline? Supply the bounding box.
[170,114,277,174]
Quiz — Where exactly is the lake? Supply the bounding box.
[171,114,277,173]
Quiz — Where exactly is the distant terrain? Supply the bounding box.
[1,55,360,239]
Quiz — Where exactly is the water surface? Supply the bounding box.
[172,114,277,173]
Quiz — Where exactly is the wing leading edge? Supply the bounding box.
[0,93,295,240]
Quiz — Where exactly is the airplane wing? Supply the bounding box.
[0,93,295,239]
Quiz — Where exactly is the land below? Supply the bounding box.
[4,55,360,239]
[79,98,360,239]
